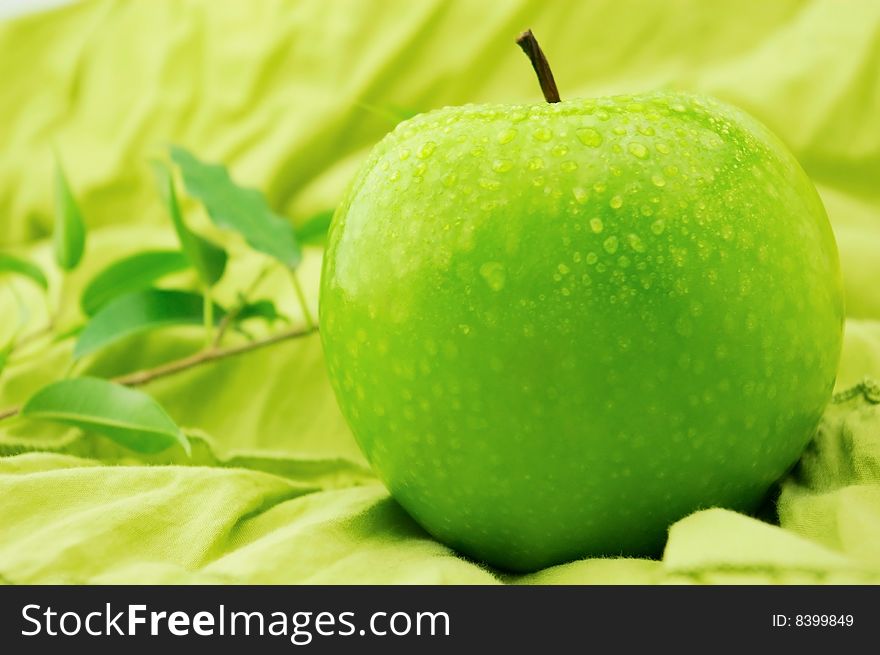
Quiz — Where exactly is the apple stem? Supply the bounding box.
[516,29,561,104]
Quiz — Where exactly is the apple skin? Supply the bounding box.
[319,92,844,571]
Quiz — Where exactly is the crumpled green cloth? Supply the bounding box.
[1,0,879,584]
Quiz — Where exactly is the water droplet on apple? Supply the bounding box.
[627,142,648,159]
[603,236,619,254]
[593,181,607,193]
[479,261,506,291]
[492,159,513,173]
[441,172,457,188]
[497,128,517,144]
[528,157,545,171]
[617,255,631,268]
[670,247,687,267]
[586,252,598,265]
[532,127,552,142]
[398,148,411,160]
[656,142,671,154]
[700,132,724,149]
[627,234,646,252]
[675,315,693,336]
[637,125,655,136]
[551,144,569,157]
[612,126,627,135]
[557,263,570,275]
[651,173,666,187]
[479,178,500,190]
[609,195,623,209]
[590,217,604,233]
[417,142,436,159]
[560,160,578,172]
[576,127,603,148]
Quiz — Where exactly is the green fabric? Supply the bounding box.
[1,0,879,584]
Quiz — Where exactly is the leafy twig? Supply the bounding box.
[116,324,316,386]
[289,268,316,330]
[0,324,318,422]
[0,406,19,421]
[202,286,214,347]
[213,263,274,347]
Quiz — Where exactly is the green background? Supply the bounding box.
[1,0,879,583]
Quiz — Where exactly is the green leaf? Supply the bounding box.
[388,104,420,122]
[21,377,190,455]
[169,146,302,269]
[0,341,11,376]
[356,101,420,126]
[237,299,287,324]
[153,162,227,287]
[295,209,335,246]
[53,157,87,271]
[81,250,190,316]
[53,323,85,343]
[74,288,224,359]
[0,252,48,290]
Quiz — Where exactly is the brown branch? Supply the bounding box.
[0,324,318,421]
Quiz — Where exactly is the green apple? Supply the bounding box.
[319,36,844,571]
